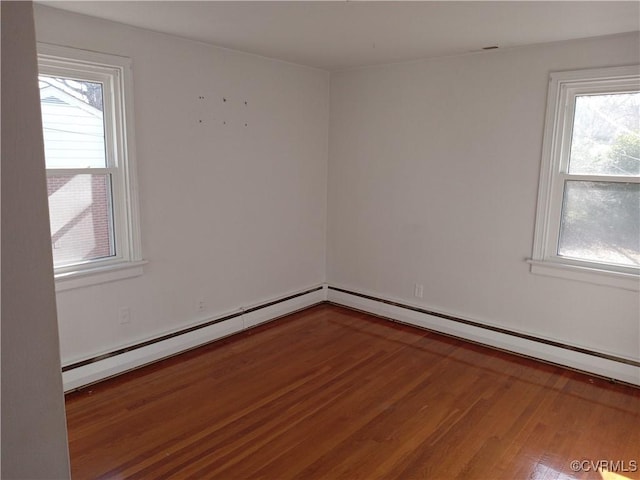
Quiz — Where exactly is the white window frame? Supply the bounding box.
[529,65,640,291]
[38,43,145,291]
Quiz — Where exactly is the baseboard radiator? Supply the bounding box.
[62,285,326,391]
[62,284,639,391]
[327,286,639,387]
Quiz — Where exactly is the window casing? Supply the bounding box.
[38,44,144,291]
[530,65,640,291]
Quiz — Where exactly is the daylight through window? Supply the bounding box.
[41,75,115,267]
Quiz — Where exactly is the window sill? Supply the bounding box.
[55,260,147,292]
[527,259,639,291]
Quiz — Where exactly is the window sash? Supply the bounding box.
[48,172,116,268]
[39,67,118,170]
[45,169,125,273]
[557,180,638,268]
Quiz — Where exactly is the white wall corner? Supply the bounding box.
[242,285,326,329]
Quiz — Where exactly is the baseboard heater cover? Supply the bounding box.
[327,286,640,386]
[62,285,326,391]
[62,284,638,390]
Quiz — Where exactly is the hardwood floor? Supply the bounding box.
[65,304,640,479]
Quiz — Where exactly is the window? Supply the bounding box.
[38,44,144,291]
[530,65,640,291]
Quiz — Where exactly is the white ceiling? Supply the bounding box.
[39,1,640,71]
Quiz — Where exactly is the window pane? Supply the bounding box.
[47,174,115,267]
[568,92,640,176]
[558,181,639,267]
[39,75,107,169]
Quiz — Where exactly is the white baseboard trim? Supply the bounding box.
[327,286,640,386]
[62,285,327,391]
[63,283,638,391]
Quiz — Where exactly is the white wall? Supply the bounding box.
[34,5,329,366]
[32,4,639,382]
[327,33,640,366]
[1,2,71,477]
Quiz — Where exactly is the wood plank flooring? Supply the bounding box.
[65,304,640,479]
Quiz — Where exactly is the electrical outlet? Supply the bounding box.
[196,299,206,312]
[414,284,424,299]
[119,307,131,324]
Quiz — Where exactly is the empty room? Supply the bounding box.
[2,1,639,479]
